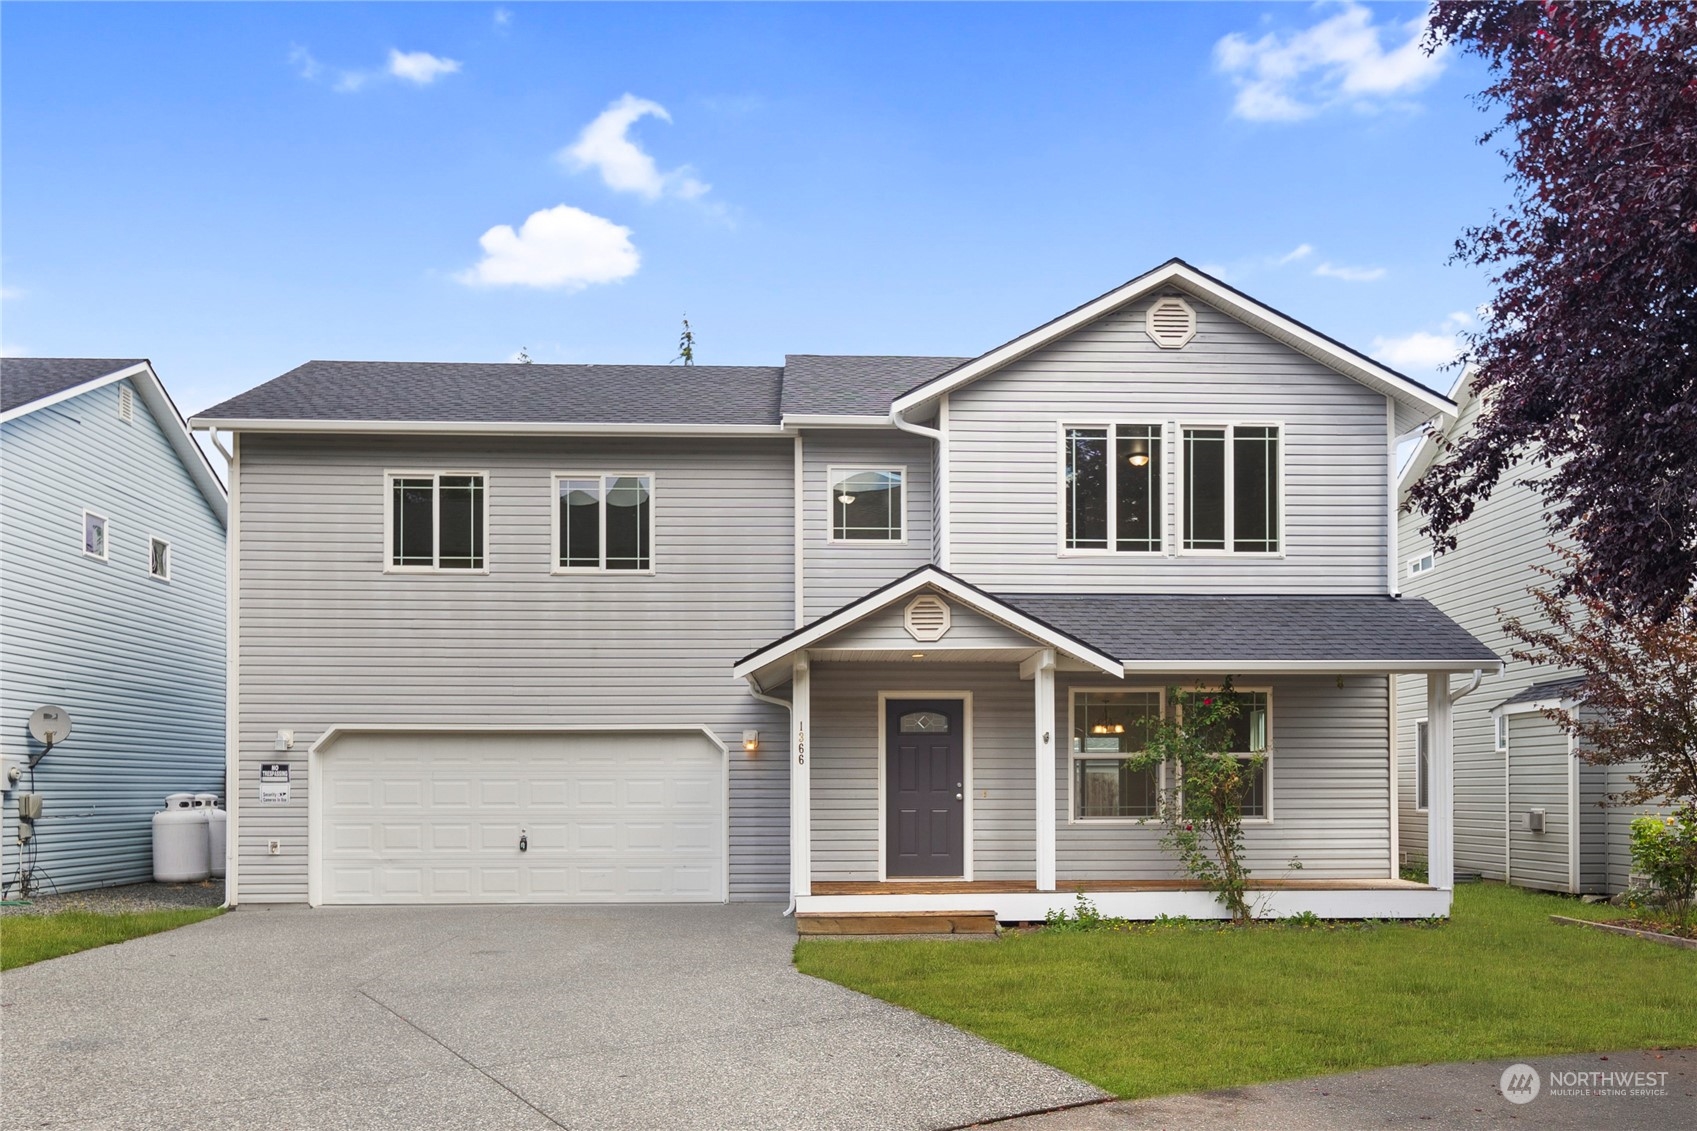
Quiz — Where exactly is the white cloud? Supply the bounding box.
[456,204,639,290]
[1314,261,1387,282]
[561,94,710,201]
[1214,2,1447,122]
[1,341,27,358]
[288,45,322,81]
[0,286,23,301]
[494,8,512,28]
[1371,311,1473,371]
[388,49,461,85]
[1276,243,1314,265]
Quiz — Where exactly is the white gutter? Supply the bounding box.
[189,418,791,437]
[1450,669,1485,704]
[890,402,947,569]
[207,427,233,464]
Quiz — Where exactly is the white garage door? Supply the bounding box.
[320,731,725,904]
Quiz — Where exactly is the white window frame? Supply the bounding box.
[81,509,109,562]
[550,472,657,575]
[1407,551,1435,578]
[383,470,491,575]
[1175,420,1285,558]
[148,535,172,582]
[1066,686,1169,824]
[1229,687,1275,823]
[1494,713,1509,753]
[826,465,907,545]
[1056,421,1170,557]
[1414,718,1430,812]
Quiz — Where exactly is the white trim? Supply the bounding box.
[1056,421,1170,556]
[1175,420,1286,557]
[1117,659,1500,674]
[889,260,1456,421]
[1387,675,1399,878]
[1,362,152,423]
[1414,716,1429,813]
[1386,398,1399,597]
[1426,673,1455,891]
[792,435,805,629]
[1494,712,1509,752]
[225,433,241,905]
[191,417,788,438]
[549,471,658,575]
[732,567,1125,682]
[1031,651,1056,891]
[826,464,908,545]
[306,723,733,909]
[80,508,109,561]
[1567,728,1580,893]
[1495,696,1579,718]
[147,534,172,582]
[383,470,492,575]
[937,395,951,571]
[782,414,896,429]
[1063,685,1169,826]
[796,886,1452,921]
[876,691,974,883]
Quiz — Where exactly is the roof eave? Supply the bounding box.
[189,417,792,437]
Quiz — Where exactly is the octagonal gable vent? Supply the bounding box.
[904,594,952,642]
[1145,295,1197,349]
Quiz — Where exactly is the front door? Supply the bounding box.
[885,698,965,877]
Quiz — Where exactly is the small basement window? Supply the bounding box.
[82,511,109,560]
[829,467,904,542]
[388,472,487,571]
[149,537,171,581]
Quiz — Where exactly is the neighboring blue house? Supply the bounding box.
[1,359,227,895]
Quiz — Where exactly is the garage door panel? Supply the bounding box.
[322,732,725,905]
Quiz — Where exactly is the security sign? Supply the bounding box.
[259,762,291,805]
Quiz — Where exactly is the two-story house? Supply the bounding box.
[2,358,227,895]
[191,260,1497,927]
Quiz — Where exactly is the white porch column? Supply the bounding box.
[1024,649,1058,892]
[791,657,811,900]
[1426,672,1455,892]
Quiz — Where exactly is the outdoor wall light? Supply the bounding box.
[742,729,759,753]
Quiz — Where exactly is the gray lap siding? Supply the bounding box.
[235,433,794,903]
[809,665,1393,883]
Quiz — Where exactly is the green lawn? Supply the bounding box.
[795,884,1697,1099]
[1,908,224,971]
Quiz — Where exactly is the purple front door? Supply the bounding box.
[886,699,965,877]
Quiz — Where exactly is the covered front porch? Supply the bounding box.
[734,568,1499,929]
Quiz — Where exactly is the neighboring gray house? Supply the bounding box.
[1,359,227,895]
[192,260,1497,925]
[1395,375,1640,894]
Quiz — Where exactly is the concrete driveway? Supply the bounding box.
[0,903,1103,1130]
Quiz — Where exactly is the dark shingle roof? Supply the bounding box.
[1498,676,1587,708]
[997,593,1500,664]
[780,355,968,418]
[197,361,785,426]
[2,358,145,415]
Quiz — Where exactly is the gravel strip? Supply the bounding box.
[0,879,224,917]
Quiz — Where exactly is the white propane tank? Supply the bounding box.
[196,793,227,879]
[153,793,210,882]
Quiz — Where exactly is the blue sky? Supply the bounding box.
[1,2,1505,415]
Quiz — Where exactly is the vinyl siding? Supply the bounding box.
[1506,712,1571,891]
[801,429,933,620]
[1,379,226,893]
[808,665,1393,883]
[233,433,793,903]
[821,598,1036,652]
[944,296,1391,594]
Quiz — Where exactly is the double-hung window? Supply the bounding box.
[555,473,653,571]
[1071,690,1164,820]
[829,467,904,542]
[1227,690,1272,819]
[388,472,486,571]
[1063,424,1163,552]
[1181,424,1280,553]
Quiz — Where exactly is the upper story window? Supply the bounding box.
[829,467,904,543]
[388,472,486,571]
[82,510,109,561]
[1182,424,1280,554]
[555,474,653,571]
[1407,551,1435,578]
[149,537,171,581]
[1064,424,1163,553]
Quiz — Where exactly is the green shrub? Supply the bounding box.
[1630,808,1697,931]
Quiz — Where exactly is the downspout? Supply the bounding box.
[891,402,947,569]
[742,677,796,914]
[1449,669,1484,704]
[207,426,234,465]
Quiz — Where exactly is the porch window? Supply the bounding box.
[1415,719,1429,811]
[388,473,486,571]
[1063,425,1163,553]
[1072,690,1163,819]
[1181,424,1280,553]
[1227,691,1271,819]
[829,467,904,542]
[555,474,653,571]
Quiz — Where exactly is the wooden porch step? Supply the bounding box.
[795,909,999,936]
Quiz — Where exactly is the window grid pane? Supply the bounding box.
[604,475,651,570]
[392,479,435,566]
[1183,428,1227,549]
[1072,691,1163,819]
[1416,720,1430,810]
[1114,424,1162,552]
[1065,428,1108,549]
[559,478,602,568]
[1233,426,1279,552]
[436,476,485,569]
[832,470,903,541]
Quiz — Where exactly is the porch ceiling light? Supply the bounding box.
[911,652,925,659]
[1127,437,1151,468]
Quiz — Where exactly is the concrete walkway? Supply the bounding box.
[0,903,1102,1130]
[985,1048,1694,1131]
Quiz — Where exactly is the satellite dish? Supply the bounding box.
[28,705,71,747]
